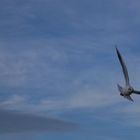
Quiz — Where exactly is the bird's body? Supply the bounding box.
[116,47,140,102]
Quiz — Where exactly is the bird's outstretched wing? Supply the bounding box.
[124,95,134,102]
[116,47,130,86]
[133,90,140,94]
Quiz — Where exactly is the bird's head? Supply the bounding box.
[127,86,134,93]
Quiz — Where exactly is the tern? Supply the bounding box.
[116,47,140,102]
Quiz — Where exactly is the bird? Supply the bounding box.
[116,47,140,102]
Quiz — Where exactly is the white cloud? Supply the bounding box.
[67,89,118,109]
[0,85,120,115]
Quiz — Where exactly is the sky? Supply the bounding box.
[1,0,140,139]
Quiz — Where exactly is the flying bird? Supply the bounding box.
[116,47,140,102]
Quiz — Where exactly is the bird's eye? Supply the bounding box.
[128,87,133,92]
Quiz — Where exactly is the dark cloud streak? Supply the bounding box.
[0,109,78,134]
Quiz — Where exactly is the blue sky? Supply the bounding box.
[1,0,140,139]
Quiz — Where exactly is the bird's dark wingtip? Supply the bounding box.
[115,47,120,58]
[115,45,119,53]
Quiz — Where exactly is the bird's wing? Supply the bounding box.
[133,90,140,94]
[116,47,130,86]
[124,95,134,102]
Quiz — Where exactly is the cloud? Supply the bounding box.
[0,109,78,134]
[0,84,120,114]
[0,43,69,88]
[67,89,117,109]
[1,0,139,43]
[1,1,140,133]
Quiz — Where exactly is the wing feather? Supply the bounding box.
[116,47,130,86]
[124,95,134,102]
[133,90,140,95]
